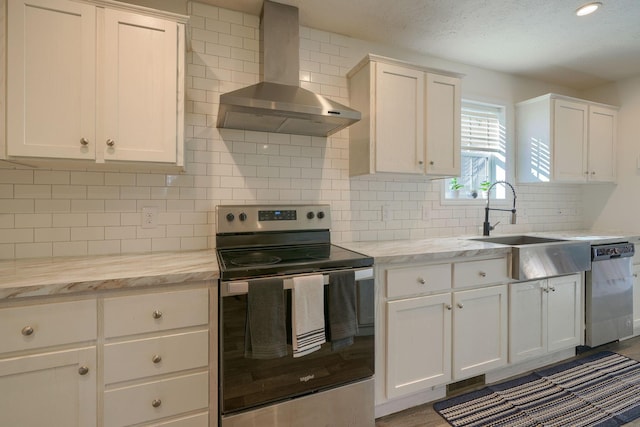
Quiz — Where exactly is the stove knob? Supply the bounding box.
[226,213,235,222]
[317,211,325,219]
[307,211,315,219]
[239,212,247,221]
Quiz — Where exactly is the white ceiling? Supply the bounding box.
[198,0,640,90]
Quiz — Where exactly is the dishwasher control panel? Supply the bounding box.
[592,242,635,260]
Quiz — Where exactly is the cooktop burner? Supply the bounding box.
[217,243,372,280]
[228,253,282,267]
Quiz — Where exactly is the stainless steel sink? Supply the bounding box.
[472,235,567,246]
[470,235,591,280]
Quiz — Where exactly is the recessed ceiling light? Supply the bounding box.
[576,2,602,16]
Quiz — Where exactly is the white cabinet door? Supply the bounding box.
[553,98,588,182]
[632,265,640,335]
[102,9,178,163]
[7,0,96,159]
[425,73,461,176]
[386,293,451,398]
[588,105,617,182]
[0,347,96,427]
[547,274,582,352]
[374,62,425,174]
[509,280,546,363]
[453,285,508,380]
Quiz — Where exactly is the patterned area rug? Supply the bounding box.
[434,351,640,427]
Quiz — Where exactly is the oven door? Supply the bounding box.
[219,268,375,416]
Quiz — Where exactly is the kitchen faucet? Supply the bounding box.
[483,181,517,236]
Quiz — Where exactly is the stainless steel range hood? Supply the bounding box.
[216,0,360,137]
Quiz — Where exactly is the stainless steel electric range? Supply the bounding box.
[216,204,375,427]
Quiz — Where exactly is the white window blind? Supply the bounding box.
[461,103,503,151]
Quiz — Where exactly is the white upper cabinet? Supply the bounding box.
[516,93,618,183]
[7,0,97,160]
[348,55,462,177]
[6,0,186,167]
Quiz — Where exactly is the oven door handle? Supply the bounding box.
[222,267,374,296]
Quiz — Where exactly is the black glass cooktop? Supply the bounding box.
[217,243,373,280]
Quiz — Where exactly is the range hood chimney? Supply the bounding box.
[216,0,361,137]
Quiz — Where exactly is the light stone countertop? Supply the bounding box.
[1,230,635,301]
[339,237,512,265]
[340,230,635,265]
[0,250,219,300]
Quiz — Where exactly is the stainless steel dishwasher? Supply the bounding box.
[585,241,635,347]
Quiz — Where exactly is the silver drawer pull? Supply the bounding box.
[479,271,487,277]
[152,310,163,319]
[417,277,426,285]
[446,304,452,310]
[106,138,115,147]
[457,303,464,309]
[549,286,556,292]
[21,326,34,336]
[78,366,89,376]
[80,137,89,146]
[152,399,162,408]
[152,354,162,364]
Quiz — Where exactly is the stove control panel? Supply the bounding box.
[217,204,331,233]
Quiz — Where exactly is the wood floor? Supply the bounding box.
[375,336,640,427]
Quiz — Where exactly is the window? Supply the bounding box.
[445,100,507,200]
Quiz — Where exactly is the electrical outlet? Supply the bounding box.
[422,205,431,221]
[142,207,158,229]
[381,205,391,221]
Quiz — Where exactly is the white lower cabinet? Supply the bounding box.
[386,293,452,398]
[0,299,98,427]
[102,287,210,426]
[0,346,97,426]
[509,274,582,363]
[452,285,508,379]
[633,264,640,334]
[383,257,509,401]
[0,284,213,427]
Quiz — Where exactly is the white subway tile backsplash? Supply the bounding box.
[35,228,70,242]
[53,241,87,257]
[16,243,52,259]
[0,184,13,198]
[14,184,51,199]
[0,4,587,259]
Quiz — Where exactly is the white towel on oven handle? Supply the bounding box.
[292,274,326,358]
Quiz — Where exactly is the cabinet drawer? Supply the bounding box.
[104,288,208,338]
[104,330,208,384]
[0,299,96,354]
[453,258,508,288]
[386,263,451,298]
[152,413,209,427]
[103,371,208,427]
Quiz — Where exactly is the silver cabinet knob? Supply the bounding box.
[591,171,596,175]
[549,286,556,292]
[429,161,434,165]
[152,399,162,408]
[152,354,162,364]
[78,366,89,375]
[80,137,89,146]
[152,310,163,319]
[106,138,115,147]
[457,303,464,309]
[446,304,453,310]
[21,326,34,336]
[479,271,487,277]
[417,277,426,285]
[633,273,638,278]
[418,160,424,165]
[585,171,589,175]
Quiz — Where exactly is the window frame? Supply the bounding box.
[442,99,511,205]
